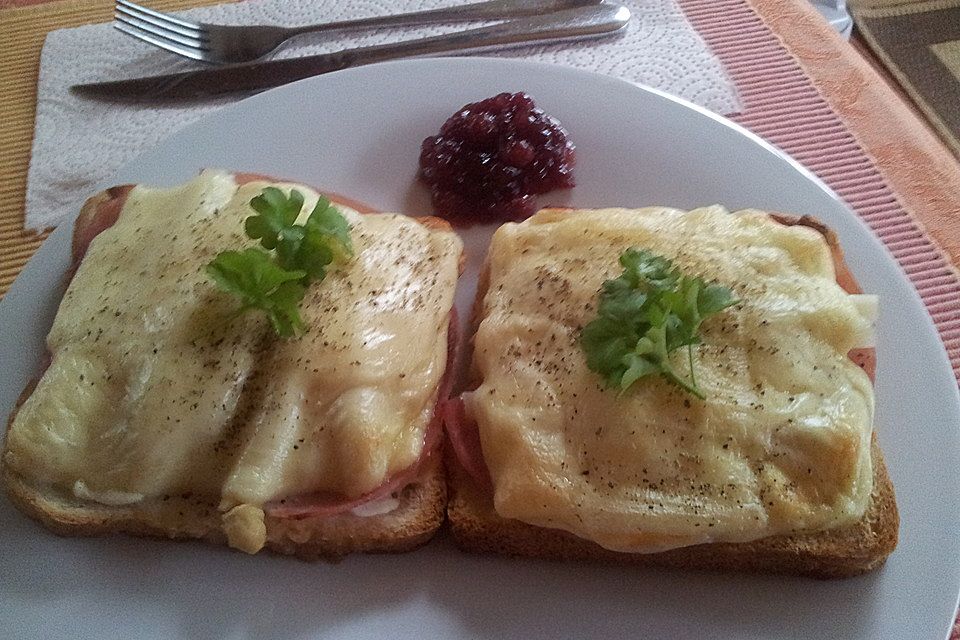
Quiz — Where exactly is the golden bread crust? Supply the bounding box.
[3,456,446,560]
[446,438,897,578]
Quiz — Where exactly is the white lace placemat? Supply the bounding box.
[26,0,740,231]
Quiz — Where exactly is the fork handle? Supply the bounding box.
[283,0,604,36]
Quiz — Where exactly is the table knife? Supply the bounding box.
[72,3,631,102]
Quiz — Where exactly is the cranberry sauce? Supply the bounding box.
[418,92,576,224]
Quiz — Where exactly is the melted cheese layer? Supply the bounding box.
[5,171,461,534]
[465,207,875,553]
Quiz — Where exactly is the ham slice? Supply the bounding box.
[442,396,493,490]
[72,185,134,264]
[265,309,458,519]
[65,171,457,518]
[264,402,443,518]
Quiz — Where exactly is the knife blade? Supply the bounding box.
[71,4,631,102]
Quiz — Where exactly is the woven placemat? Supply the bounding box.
[851,0,960,159]
[0,0,225,299]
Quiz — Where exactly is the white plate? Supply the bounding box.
[2,58,958,640]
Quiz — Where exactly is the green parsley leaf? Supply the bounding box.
[580,248,737,399]
[245,187,304,252]
[305,195,354,262]
[205,248,307,337]
[206,187,354,337]
[244,188,354,278]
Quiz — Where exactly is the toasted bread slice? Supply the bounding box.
[446,439,896,578]
[3,457,445,560]
[2,175,457,559]
[448,207,898,578]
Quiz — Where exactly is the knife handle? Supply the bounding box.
[284,0,605,36]
[132,4,630,100]
[327,3,631,68]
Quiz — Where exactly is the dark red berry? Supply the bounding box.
[418,92,576,224]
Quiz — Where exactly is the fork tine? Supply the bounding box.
[116,4,207,41]
[114,22,211,62]
[116,0,202,32]
[115,14,210,52]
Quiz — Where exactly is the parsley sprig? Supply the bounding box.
[580,248,737,399]
[206,187,353,337]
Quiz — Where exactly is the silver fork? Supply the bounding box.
[114,0,603,64]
